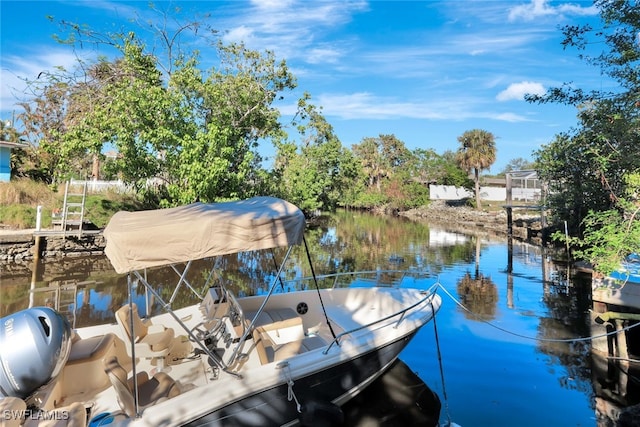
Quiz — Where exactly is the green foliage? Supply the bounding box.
[499,157,536,176]
[350,190,388,209]
[566,173,640,274]
[352,134,411,193]
[455,129,497,209]
[0,180,150,229]
[440,150,474,187]
[530,0,640,273]
[534,132,613,232]
[83,193,151,228]
[274,98,358,212]
[574,209,640,274]
[11,8,505,215]
[18,17,296,207]
[165,124,241,204]
[0,205,46,229]
[387,179,430,210]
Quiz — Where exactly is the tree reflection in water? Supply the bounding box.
[2,209,634,425]
[455,271,498,321]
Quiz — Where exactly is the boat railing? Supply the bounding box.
[322,282,440,355]
[280,269,434,291]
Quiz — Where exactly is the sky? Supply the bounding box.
[0,0,611,173]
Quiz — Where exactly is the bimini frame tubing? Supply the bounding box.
[226,244,296,366]
[126,274,140,417]
[130,268,242,379]
[168,260,205,306]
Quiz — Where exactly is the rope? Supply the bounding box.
[283,363,302,413]
[431,300,452,427]
[436,282,640,343]
[303,236,337,340]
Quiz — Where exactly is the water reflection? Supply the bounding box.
[1,209,637,425]
[456,271,498,321]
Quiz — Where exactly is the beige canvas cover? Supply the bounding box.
[104,196,305,274]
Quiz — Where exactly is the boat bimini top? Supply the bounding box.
[102,196,312,377]
[104,196,306,274]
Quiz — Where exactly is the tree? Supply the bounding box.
[500,157,536,175]
[455,129,496,209]
[352,137,385,192]
[17,79,75,184]
[352,134,411,194]
[528,0,640,272]
[62,41,178,187]
[19,12,297,205]
[274,97,360,212]
[165,42,297,204]
[440,150,474,187]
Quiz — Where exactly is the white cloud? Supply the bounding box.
[280,91,534,124]
[496,81,546,101]
[306,47,343,65]
[490,112,530,122]
[249,0,295,11]
[508,0,599,22]
[223,0,367,63]
[223,26,255,44]
[1,49,80,113]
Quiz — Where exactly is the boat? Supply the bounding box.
[0,196,442,426]
[592,253,640,310]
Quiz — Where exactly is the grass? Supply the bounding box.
[0,178,58,206]
[0,179,148,229]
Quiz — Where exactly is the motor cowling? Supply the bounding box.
[0,307,72,399]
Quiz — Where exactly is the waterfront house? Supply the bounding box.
[0,140,27,182]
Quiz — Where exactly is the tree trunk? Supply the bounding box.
[474,168,481,210]
[92,154,100,180]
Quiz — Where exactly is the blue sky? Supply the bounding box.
[0,0,609,173]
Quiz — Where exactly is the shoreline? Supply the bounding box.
[400,200,546,242]
[0,202,546,263]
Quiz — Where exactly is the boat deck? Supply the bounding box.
[12,286,437,426]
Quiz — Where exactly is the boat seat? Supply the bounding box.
[60,333,126,397]
[115,303,174,370]
[252,323,325,365]
[103,356,181,418]
[246,307,299,328]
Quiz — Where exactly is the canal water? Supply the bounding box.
[0,210,609,426]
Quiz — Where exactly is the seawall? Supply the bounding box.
[0,231,106,262]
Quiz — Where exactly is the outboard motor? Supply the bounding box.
[0,307,72,399]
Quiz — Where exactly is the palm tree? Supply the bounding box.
[455,129,497,210]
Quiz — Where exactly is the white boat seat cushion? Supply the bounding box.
[253,327,325,365]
